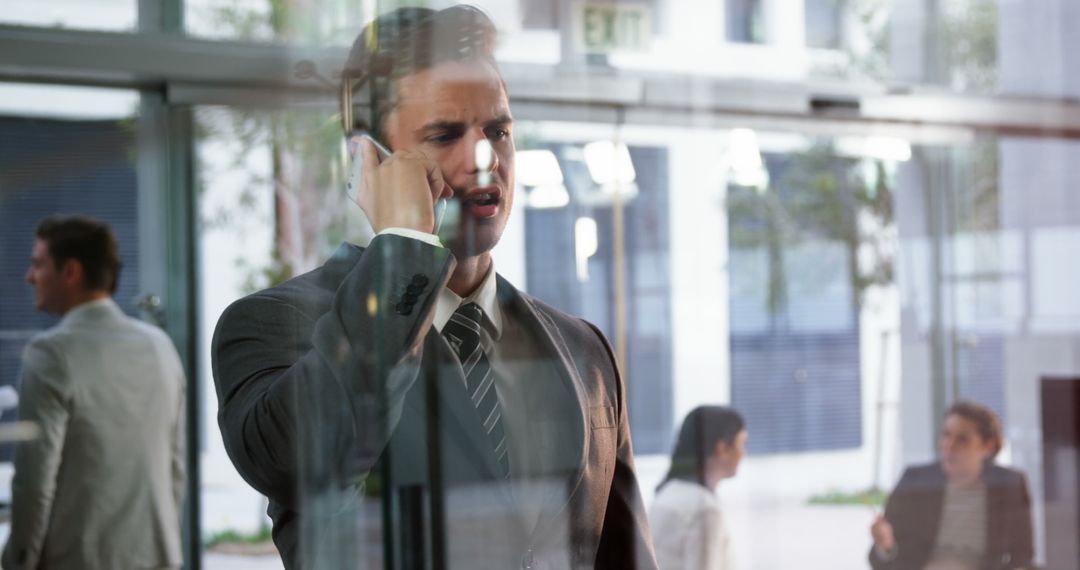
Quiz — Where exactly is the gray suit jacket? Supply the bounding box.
[212,235,658,569]
[3,299,186,570]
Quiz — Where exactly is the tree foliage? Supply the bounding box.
[727,142,896,314]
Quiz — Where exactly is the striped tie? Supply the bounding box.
[442,302,510,478]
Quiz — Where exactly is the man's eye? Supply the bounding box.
[485,127,510,140]
[427,132,458,145]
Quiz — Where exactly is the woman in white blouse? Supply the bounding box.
[649,406,748,570]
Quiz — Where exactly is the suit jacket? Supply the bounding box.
[2,298,187,570]
[869,462,1034,570]
[212,235,658,570]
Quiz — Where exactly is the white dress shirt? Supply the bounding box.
[649,479,733,570]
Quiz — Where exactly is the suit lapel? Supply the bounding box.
[341,241,502,482]
[983,466,1004,564]
[432,331,508,479]
[923,467,947,548]
[496,278,588,540]
[396,329,518,509]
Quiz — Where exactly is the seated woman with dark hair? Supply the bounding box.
[649,406,747,570]
[870,401,1034,570]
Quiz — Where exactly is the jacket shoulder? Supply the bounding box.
[123,314,176,344]
[515,288,608,346]
[904,462,944,480]
[218,262,338,327]
[984,463,1028,488]
[889,462,946,496]
[20,330,64,368]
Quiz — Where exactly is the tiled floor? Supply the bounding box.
[198,500,876,570]
[205,553,284,570]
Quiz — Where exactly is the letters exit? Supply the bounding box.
[577,4,652,53]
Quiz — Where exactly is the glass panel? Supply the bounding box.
[0,82,140,545]
[195,104,368,568]
[5,1,1080,569]
[727,0,765,44]
[1,0,136,31]
[180,2,1080,570]
[181,0,1023,95]
[185,0,373,44]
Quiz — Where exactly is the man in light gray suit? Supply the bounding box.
[3,215,186,570]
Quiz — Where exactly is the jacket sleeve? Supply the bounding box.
[2,337,71,570]
[171,360,187,515]
[869,468,913,570]
[1007,472,1035,569]
[211,234,453,509]
[589,324,659,570]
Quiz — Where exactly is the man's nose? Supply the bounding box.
[462,131,498,175]
[25,269,33,284]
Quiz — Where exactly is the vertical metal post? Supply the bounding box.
[424,350,446,570]
[872,330,892,490]
[558,0,586,70]
[924,146,952,448]
[138,4,199,570]
[138,0,183,36]
[171,105,201,570]
[136,97,201,570]
[611,123,629,377]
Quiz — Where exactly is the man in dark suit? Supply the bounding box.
[212,6,658,570]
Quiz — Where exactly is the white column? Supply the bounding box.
[765,0,806,49]
[668,131,730,422]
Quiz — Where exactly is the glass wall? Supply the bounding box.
[3,1,1080,569]
[1,0,137,30]
[0,82,141,542]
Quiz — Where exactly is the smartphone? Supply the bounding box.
[344,131,390,201]
[345,131,450,235]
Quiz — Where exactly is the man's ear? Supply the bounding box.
[60,258,85,290]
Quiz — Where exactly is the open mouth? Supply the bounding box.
[463,192,499,207]
[460,188,502,219]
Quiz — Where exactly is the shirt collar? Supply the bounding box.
[60,297,121,326]
[433,265,502,340]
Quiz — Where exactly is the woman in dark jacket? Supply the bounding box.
[869,401,1034,570]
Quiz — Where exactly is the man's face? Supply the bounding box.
[383,59,515,259]
[25,239,66,314]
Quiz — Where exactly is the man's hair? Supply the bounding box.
[340,5,499,141]
[35,215,122,293]
[945,400,1004,458]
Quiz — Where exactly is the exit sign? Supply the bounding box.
[577,4,652,53]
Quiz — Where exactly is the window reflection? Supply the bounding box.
[0,0,136,31]
[4,1,1080,569]
[0,82,140,555]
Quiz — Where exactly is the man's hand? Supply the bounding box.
[870,515,896,553]
[354,137,452,234]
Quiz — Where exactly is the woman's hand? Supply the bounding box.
[870,515,896,553]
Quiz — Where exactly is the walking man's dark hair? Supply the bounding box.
[36,215,122,293]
